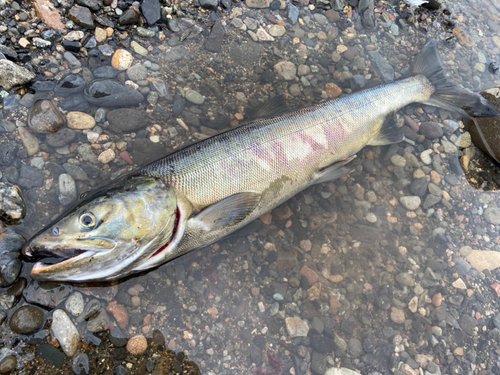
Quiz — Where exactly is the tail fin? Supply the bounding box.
[409,39,500,117]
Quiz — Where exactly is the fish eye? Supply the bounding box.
[79,212,97,229]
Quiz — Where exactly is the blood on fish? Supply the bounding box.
[150,207,180,258]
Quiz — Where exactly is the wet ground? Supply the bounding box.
[1,0,500,374]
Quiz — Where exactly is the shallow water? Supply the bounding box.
[2,0,500,374]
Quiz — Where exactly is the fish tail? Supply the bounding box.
[409,39,500,117]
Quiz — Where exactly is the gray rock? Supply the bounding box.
[0,183,26,226]
[204,20,225,53]
[107,108,150,132]
[0,143,17,166]
[86,307,110,332]
[68,5,95,29]
[484,206,500,225]
[274,60,296,80]
[54,74,86,96]
[185,90,205,105]
[51,309,80,357]
[350,74,367,90]
[63,163,88,180]
[399,196,421,211]
[423,194,441,209]
[63,52,81,69]
[395,272,415,287]
[84,79,144,107]
[0,60,35,90]
[47,128,76,148]
[162,47,187,62]
[420,122,443,139]
[348,338,363,358]
[199,0,218,10]
[126,64,148,81]
[65,292,85,317]
[77,144,98,163]
[18,164,44,189]
[141,0,161,24]
[9,305,44,334]
[23,280,72,309]
[459,314,476,336]
[93,66,118,79]
[368,51,394,82]
[246,0,269,7]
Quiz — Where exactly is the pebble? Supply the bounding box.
[51,309,80,357]
[390,307,405,323]
[66,111,96,129]
[390,154,406,167]
[246,0,269,7]
[0,60,36,90]
[126,335,148,355]
[399,196,421,211]
[86,308,110,332]
[111,49,134,71]
[9,305,44,334]
[46,128,76,147]
[185,90,205,105]
[23,280,72,309]
[269,25,286,37]
[285,317,309,337]
[452,278,467,289]
[107,108,150,132]
[106,301,129,329]
[18,127,39,156]
[420,150,433,165]
[65,292,84,316]
[72,353,89,375]
[274,61,296,80]
[97,149,115,164]
[36,344,65,367]
[127,64,148,81]
[0,355,16,374]
[484,207,500,225]
[130,41,148,56]
[84,79,144,107]
[28,99,65,133]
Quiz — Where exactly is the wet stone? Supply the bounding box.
[73,353,89,375]
[87,307,110,332]
[204,20,225,53]
[60,94,90,112]
[51,309,80,357]
[65,292,84,317]
[410,178,428,197]
[36,344,65,367]
[84,79,144,107]
[67,111,96,130]
[109,326,128,347]
[185,90,205,105]
[7,277,26,297]
[28,99,65,133]
[0,184,26,226]
[18,164,44,189]
[484,207,500,225]
[0,60,36,90]
[46,128,76,148]
[54,74,86,96]
[127,64,148,81]
[93,66,118,79]
[107,108,150,132]
[9,305,45,334]
[399,196,421,211]
[246,0,269,7]
[274,61,296,80]
[141,0,161,24]
[368,51,394,82]
[23,280,72,309]
[119,8,141,25]
[423,194,441,209]
[111,49,134,71]
[68,6,95,29]
[0,355,16,374]
[420,122,443,139]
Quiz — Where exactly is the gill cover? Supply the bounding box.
[24,176,179,282]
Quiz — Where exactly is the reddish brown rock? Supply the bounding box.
[106,301,129,329]
[300,265,319,285]
[33,0,66,31]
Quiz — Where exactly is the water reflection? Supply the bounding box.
[1,0,500,373]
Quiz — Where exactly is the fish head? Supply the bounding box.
[23,176,181,282]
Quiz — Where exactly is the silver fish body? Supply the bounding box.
[22,39,500,281]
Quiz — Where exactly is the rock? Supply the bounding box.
[109,326,128,347]
[452,278,467,289]
[98,149,115,163]
[76,0,101,11]
[107,108,150,132]
[452,28,473,47]
[269,25,286,37]
[200,0,218,9]
[466,250,500,271]
[285,317,309,337]
[246,0,269,7]
[400,196,421,211]
[204,20,225,53]
[36,344,65,367]
[368,51,394,82]
[390,307,405,323]
[17,127,39,157]
[0,143,17,167]
[420,150,433,165]
[46,128,76,148]
[23,280,72,309]
[141,0,161,24]
[484,206,500,225]
[66,111,96,129]
[51,309,80,357]
[33,0,66,31]
[390,154,406,167]
[65,292,84,317]
[185,90,205,105]
[68,6,95,29]
[420,122,443,139]
[274,61,296,80]
[325,83,342,98]
[126,335,148,355]
[54,74,86,96]
[28,99,65,133]
[86,307,110,332]
[126,64,148,81]
[423,194,440,209]
[93,66,118,79]
[106,301,129,329]
[58,174,77,206]
[60,94,90,112]
[73,353,89,375]
[0,229,24,286]
[410,178,428,197]
[111,49,134,71]
[63,51,81,69]
[131,138,167,165]
[119,8,141,25]
[18,164,44,189]
[0,60,36,90]
[9,305,45,334]
[0,355,16,374]
[395,272,415,287]
[325,368,360,375]
[84,80,144,107]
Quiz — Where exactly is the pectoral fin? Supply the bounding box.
[314,155,356,184]
[368,113,405,146]
[191,192,262,231]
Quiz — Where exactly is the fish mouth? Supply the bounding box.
[31,250,98,276]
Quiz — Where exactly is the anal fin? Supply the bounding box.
[368,113,405,146]
[314,155,356,185]
[190,192,261,232]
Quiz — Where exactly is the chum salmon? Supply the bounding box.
[22,39,500,281]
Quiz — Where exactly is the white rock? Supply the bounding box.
[285,316,309,337]
[420,149,433,165]
[325,368,361,375]
[58,173,77,206]
[51,309,80,357]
